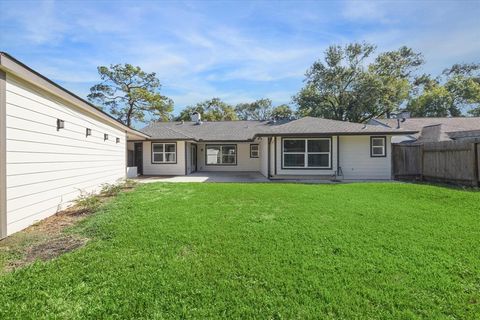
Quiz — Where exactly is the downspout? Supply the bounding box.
[0,70,7,239]
[336,135,342,179]
[267,137,272,179]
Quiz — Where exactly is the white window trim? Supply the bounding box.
[283,138,331,169]
[371,137,386,157]
[206,144,237,165]
[152,142,177,163]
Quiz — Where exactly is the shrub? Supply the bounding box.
[100,183,122,197]
[75,191,101,214]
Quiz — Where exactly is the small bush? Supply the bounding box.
[123,179,138,189]
[75,191,101,214]
[100,183,123,197]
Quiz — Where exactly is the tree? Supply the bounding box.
[235,99,273,120]
[271,104,294,119]
[88,64,173,127]
[294,42,423,122]
[176,98,237,121]
[406,63,480,117]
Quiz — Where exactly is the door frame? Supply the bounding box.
[191,144,198,172]
[134,142,143,175]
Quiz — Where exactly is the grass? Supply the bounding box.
[0,182,479,319]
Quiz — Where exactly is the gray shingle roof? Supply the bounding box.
[141,116,417,141]
[372,117,480,139]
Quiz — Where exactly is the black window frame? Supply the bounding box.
[370,136,387,157]
[281,137,332,170]
[205,144,238,166]
[250,144,259,158]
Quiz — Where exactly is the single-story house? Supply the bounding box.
[369,117,480,143]
[130,115,416,181]
[0,52,416,238]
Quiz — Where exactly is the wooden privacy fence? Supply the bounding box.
[392,139,480,186]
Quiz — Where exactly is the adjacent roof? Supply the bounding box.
[142,116,417,141]
[372,117,480,141]
[0,52,150,140]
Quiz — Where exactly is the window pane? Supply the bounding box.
[165,144,176,152]
[284,140,305,152]
[153,144,163,152]
[284,154,305,167]
[372,138,385,147]
[372,147,384,155]
[206,146,221,164]
[153,153,163,162]
[308,154,329,167]
[251,144,258,151]
[308,140,330,152]
[251,151,259,157]
[165,153,176,162]
[222,145,236,156]
[222,155,236,164]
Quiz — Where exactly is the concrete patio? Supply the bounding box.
[134,171,270,183]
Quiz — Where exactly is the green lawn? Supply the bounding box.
[1,183,479,319]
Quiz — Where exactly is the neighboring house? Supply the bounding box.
[0,52,148,238]
[369,117,480,143]
[0,52,416,238]
[128,116,415,181]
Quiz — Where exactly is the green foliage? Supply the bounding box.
[176,98,237,121]
[100,183,122,197]
[294,42,423,122]
[1,183,479,318]
[235,98,273,120]
[74,190,101,213]
[406,63,480,117]
[271,104,294,119]
[88,64,174,127]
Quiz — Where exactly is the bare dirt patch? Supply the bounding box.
[0,181,138,272]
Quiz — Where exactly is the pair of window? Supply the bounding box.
[206,145,236,165]
[152,143,177,163]
[283,138,331,168]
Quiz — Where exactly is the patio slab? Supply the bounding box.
[135,171,270,183]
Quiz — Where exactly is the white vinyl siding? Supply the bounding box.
[339,135,392,180]
[5,74,127,235]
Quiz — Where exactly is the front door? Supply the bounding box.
[191,144,197,172]
[134,143,143,175]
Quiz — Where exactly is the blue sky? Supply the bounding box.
[1,0,479,117]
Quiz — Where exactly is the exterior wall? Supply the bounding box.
[5,74,127,236]
[142,140,186,175]
[339,135,392,180]
[274,136,338,176]
[196,141,261,172]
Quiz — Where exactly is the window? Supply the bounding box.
[152,143,177,163]
[283,138,331,169]
[116,137,120,144]
[56,119,64,131]
[104,134,109,141]
[86,128,92,137]
[370,136,386,157]
[206,145,237,165]
[250,144,259,158]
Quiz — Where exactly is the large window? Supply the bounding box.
[370,136,386,157]
[283,138,331,169]
[206,144,237,165]
[152,142,176,163]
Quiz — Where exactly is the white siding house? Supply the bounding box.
[0,52,148,238]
